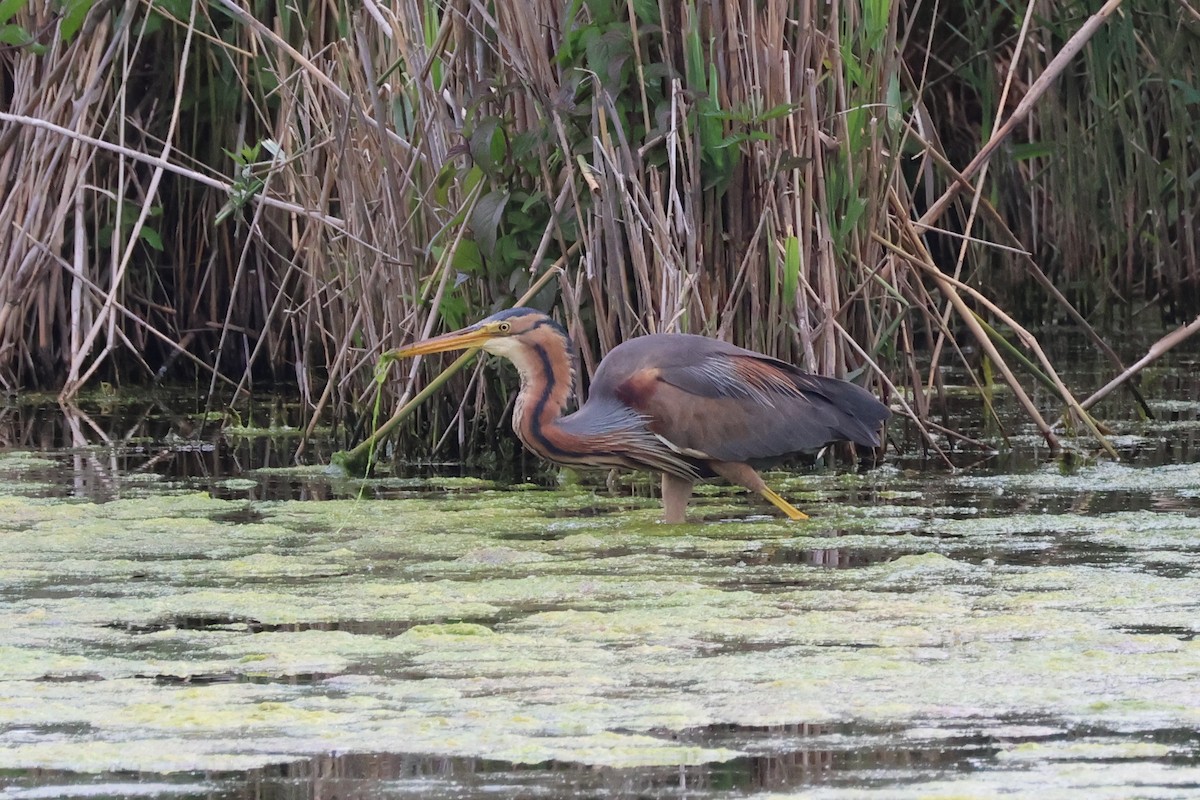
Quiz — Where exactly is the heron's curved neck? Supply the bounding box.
[493,327,576,460]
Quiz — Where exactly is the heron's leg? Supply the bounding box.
[708,461,809,521]
[661,472,694,523]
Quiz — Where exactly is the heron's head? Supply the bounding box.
[389,308,570,370]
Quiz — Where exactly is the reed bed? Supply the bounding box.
[1,0,1197,461]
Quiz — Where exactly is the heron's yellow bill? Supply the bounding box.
[388,326,491,358]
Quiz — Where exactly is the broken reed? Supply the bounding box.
[0,0,1196,459]
[912,0,1200,322]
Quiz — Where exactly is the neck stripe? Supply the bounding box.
[525,341,574,458]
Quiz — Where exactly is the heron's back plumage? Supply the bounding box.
[587,334,890,464]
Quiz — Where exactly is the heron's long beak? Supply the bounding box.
[388,326,491,359]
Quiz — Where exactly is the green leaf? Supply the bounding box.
[714,132,750,150]
[585,27,632,86]
[840,42,865,88]
[421,1,439,47]
[0,23,30,45]
[783,235,801,306]
[139,226,164,251]
[438,294,467,331]
[468,190,510,259]
[704,106,752,123]
[59,0,93,41]
[843,106,867,151]
[1169,79,1200,106]
[885,73,903,128]
[433,161,458,206]
[840,196,867,239]
[583,0,618,26]
[519,191,545,214]
[451,239,483,274]
[757,103,795,122]
[142,11,161,35]
[497,235,525,265]
[462,165,485,196]
[1011,142,1055,161]
[468,117,505,177]
[775,154,811,173]
[630,0,658,24]
[862,0,890,50]
[682,5,705,92]
[0,0,23,25]
[154,0,193,18]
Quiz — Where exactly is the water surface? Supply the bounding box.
[1,333,1199,798]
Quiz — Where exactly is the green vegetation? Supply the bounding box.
[1,449,1199,784]
[0,0,1197,461]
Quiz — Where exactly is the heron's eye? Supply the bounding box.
[497,322,512,333]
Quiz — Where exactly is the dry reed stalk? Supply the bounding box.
[6,0,1189,466]
[879,205,1116,458]
[918,0,1126,228]
[60,0,200,397]
[1071,315,1200,418]
[0,112,349,226]
[901,119,1153,416]
[1,6,118,390]
[365,0,936,458]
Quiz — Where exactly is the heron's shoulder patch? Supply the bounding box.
[613,367,663,410]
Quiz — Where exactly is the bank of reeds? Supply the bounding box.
[1,0,1197,461]
[912,0,1200,321]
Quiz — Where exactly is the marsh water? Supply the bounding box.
[2,332,1200,799]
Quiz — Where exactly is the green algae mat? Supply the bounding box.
[1,448,1199,799]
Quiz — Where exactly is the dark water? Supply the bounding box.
[2,330,1200,799]
[0,734,990,799]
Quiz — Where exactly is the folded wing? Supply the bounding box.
[595,334,889,464]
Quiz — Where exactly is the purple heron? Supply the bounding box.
[391,308,890,522]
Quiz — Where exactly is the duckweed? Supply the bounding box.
[0,447,1197,796]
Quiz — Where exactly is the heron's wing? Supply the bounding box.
[617,350,888,463]
[554,398,704,480]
